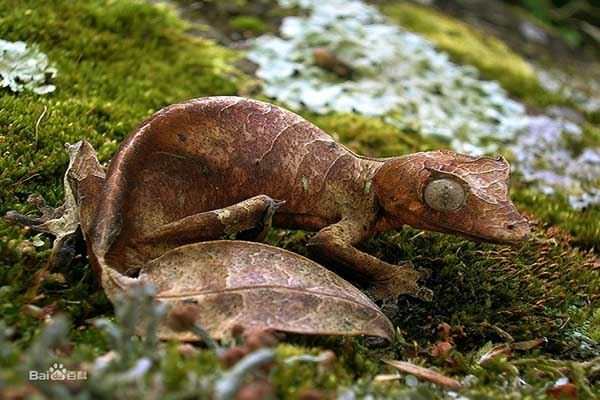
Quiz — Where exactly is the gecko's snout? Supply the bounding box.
[271,199,286,209]
[499,218,531,245]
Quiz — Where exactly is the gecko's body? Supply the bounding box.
[104,96,375,238]
[8,97,530,302]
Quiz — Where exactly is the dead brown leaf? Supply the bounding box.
[478,344,512,365]
[510,338,547,351]
[381,359,463,390]
[547,383,577,399]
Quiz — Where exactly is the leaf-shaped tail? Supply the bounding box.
[105,240,395,344]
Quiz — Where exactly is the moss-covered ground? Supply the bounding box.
[0,0,599,398]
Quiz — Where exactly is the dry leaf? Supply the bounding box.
[510,338,547,351]
[102,241,394,342]
[547,383,577,399]
[381,359,463,390]
[373,373,402,383]
[478,344,512,365]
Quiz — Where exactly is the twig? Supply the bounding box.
[35,105,48,147]
[381,359,462,390]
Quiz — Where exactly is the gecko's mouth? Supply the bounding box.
[435,223,530,246]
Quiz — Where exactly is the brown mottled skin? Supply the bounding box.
[7,97,530,302]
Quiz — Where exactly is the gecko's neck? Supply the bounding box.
[358,154,415,234]
[356,155,398,181]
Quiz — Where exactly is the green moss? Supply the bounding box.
[512,185,600,249]
[304,112,447,158]
[173,0,287,40]
[381,3,554,103]
[0,0,245,214]
[0,0,248,348]
[229,15,268,35]
[272,344,348,397]
[162,342,220,391]
[360,222,599,356]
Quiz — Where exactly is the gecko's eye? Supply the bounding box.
[423,178,466,211]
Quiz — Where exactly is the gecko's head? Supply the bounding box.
[373,150,530,245]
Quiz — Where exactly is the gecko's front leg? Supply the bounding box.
[140,195,284,245]
[307,218,432,302]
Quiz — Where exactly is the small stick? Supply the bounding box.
[35,105,48,147]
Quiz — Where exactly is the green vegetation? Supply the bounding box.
[0,0,247,388]
[382,2,575,108]
[1,0,599,398]
[229,15,269,35]
[306,112,446,157]
[510,0,598,48]
[382,3,538,97]
[173,0,287,39]
[0,0,245,213]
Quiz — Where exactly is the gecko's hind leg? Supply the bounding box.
[141,195,285,246]
[4,193,83,271]
[4,141,105,299]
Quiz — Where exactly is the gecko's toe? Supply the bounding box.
[380,300,400,319]
[416,267,432,281]
[367,264,434,303]
[262,197,285,223]
[413,286,434,302]
[269,198,286,209]
[4,210,37,227]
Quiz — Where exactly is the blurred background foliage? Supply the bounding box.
[506,0,600,47]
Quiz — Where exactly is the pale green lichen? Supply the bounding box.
[536,66,600,120]
[363,181,372,194]
[215,209,232,222]
[381,3,539,100]
[511,114,600,209]
[0,39,56,94]
[248,0,528,155]
[301,176,309,191]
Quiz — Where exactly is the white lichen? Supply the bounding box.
[536,67,600,115]
[511,114,600,209]
[0,39,57,95]
[248,0,527,155]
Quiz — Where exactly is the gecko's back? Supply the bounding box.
[91,97,376,272]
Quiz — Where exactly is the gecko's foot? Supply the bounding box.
[237,197,285,242]
[366,262,433,303]
[5,193,85,268]
[4,194,65,232]
[6,193,83,300]
[364,336,390,349]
